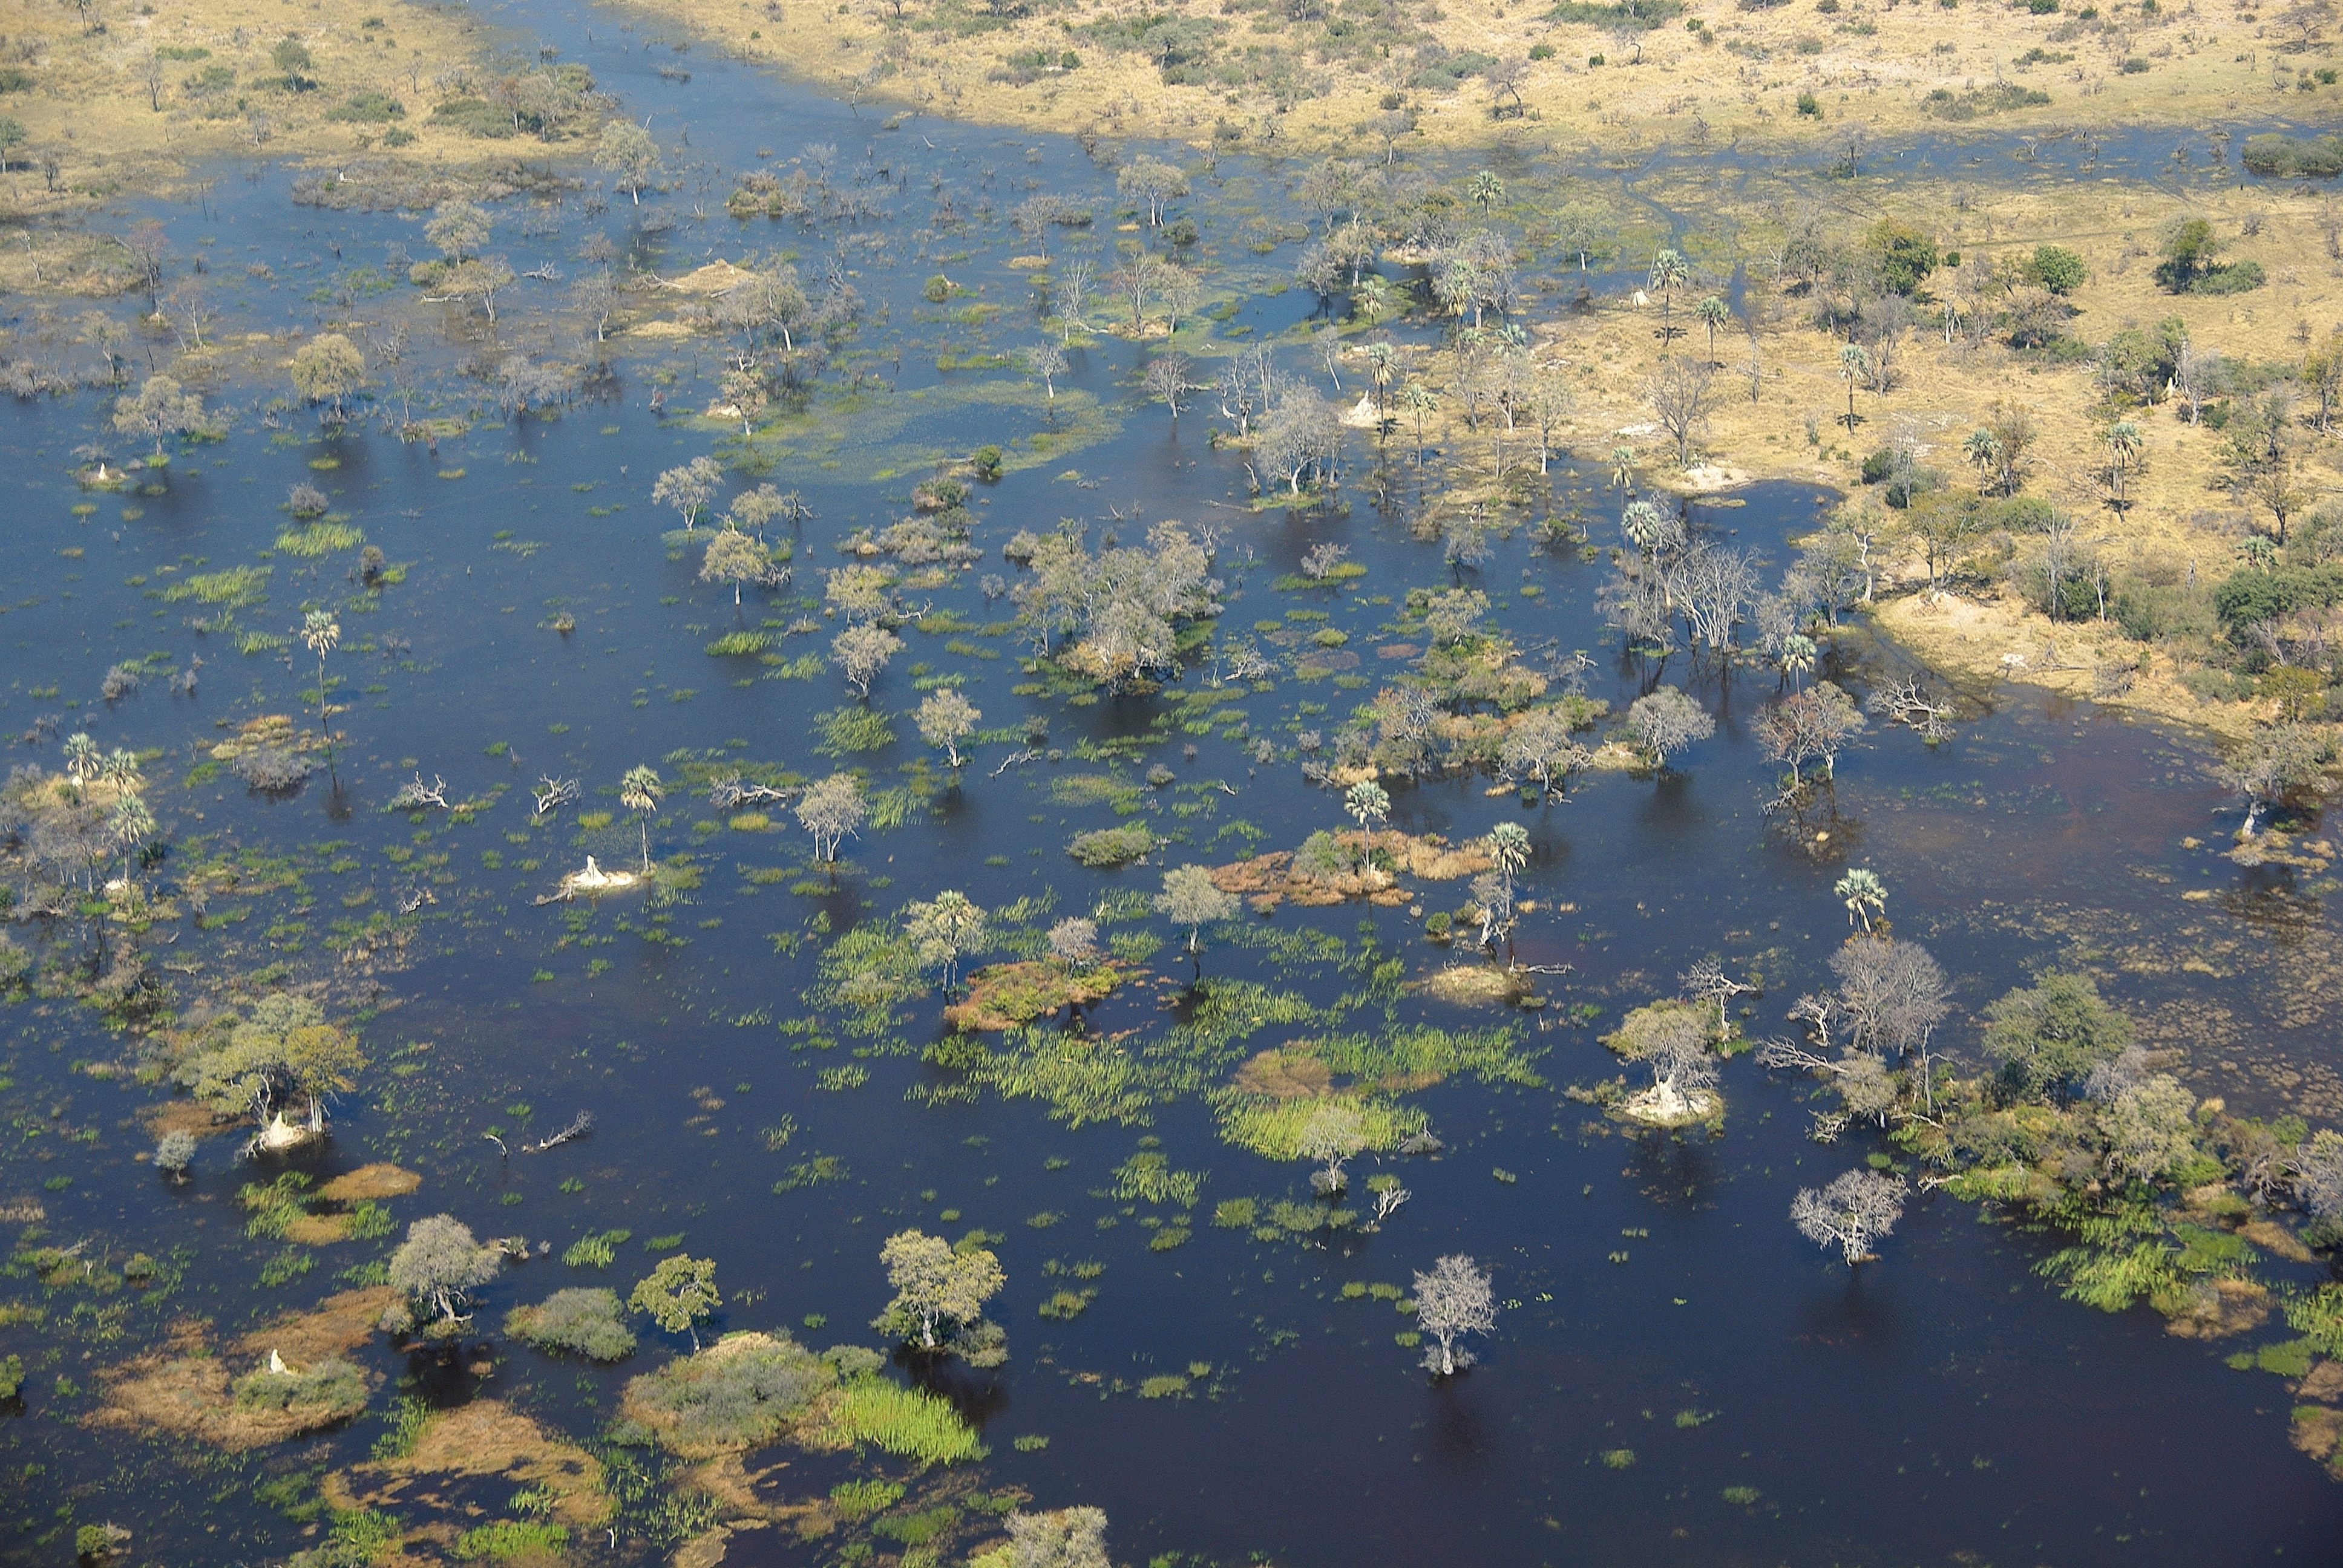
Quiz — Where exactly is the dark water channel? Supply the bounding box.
[2,4,2341,1565]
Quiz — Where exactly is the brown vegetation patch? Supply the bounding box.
[684,1455,833,1537]
[319,1163,423,1202]
[2298,1361,2343,1405]
[142,1099,242,1140]
[94,1309,378,1451]
[2289,1403,2343,1465]
[353,1399,611,1528]
[2161,1277,2271,1340]
[2240,1220,2319,1264]
[1210,829,1486,912]
[945,961,1119,1032]
[239,1287,396,1365]
[1232,1048,1333,1099]
[1418,965,1529,1008]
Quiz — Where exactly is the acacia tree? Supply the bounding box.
[631,1254,719,1349]
[620,765,664,874]
[873,1229,1006,1365]
[1790,1169,1907,1264]
[2220,722,2329,836]
[798,771,866,863]
[905,890,986,989]
[290,333,365,423]
[113,375,207,457]
[915,687,980,771]
[388,1215,499,1335]
[1156,863,1237,956]
[653,457,722,531]
[1117,155,1188,227]
[595,120,662,203]
[700,529,779,606]
[833,624,903,699]
[1413,1254,1496,1377]
[175,993,367,1141]
[424,200,489,263]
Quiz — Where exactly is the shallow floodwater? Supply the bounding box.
[2,4,2341,1566]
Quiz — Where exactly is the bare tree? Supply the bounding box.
[1643,358,1716,468]
[1143,353,1192,417]
[1412,1255,1496,1376]
[1754,681,1867,791]
[1790,1169,1907,1264]
[1498,706,1590,797]
[1622,687,1715,769]
[1680,959,1753,1033]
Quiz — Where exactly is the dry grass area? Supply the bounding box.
[622,0,2330,154]
[318,1161,424,1201]
[332,1399,614,1527]
[0,0,493,203]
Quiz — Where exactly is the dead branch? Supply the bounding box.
[710,775,792,809]
[389,772,450,811]
[1875,676,1955,742]
[524,1110,595,1153]
[532,775,582,817]
[991,748,1040,777]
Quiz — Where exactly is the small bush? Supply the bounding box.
[324,91,406,123]
[1066,823,1157,867]
[623,1331,831,1456]
[232,1358,367,1421]
[232,748,315,792]
[506,1288,637,1361]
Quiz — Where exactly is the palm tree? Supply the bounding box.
[1693,295,1731,364]
[1363,341,1396,422]
[620,765,664,874]
[63,732,101,787]
[1837,342,1871,431]
[1780,632,1817,689]
[2105,419,2145,505]
[300,609,340,758]
[1962,427,2004,494]
[1467,169,1504,215]
[1610,445,1637,492]
[1648,248,1690,348]
[1344,779,1391,871]
[1400,382,1437,467]
[1835,867,1886,932]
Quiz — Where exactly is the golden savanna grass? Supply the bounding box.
[618,0,2330,154]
